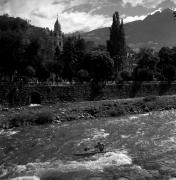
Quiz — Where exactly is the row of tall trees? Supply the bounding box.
[0,14,116,83]
[1,12,176,83]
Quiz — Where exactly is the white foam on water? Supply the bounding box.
[129,113,150,120]
[77,128,109,146]
[0,168,8,178]
[107,113,150,125]
[29,104,41,107]
[17,151,132,174]
[91,128,109,140]
[15,165,27,173]
[10,176,40,180]
[0,129,19,136]
[121,135,130,139]
[59,151,131,171]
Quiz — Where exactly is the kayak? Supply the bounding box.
[74,150,107,157]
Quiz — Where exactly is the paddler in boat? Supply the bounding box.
[94,142,104,152]
[83,142,104,153]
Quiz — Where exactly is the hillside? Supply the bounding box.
[82,8,176,50]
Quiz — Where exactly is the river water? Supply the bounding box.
[1,110,176,179]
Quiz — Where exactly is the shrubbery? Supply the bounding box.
[133,68,153,81]
[120,71,131,81]
[143,95,157,102]
[163,65,176,81]
[34,111,54,125]
[9,111,54,127]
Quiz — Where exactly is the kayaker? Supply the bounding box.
[84,147,90,151]
[94,142,104,152]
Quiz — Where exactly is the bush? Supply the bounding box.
[34,111,54,125]
[82,51,114,81]
[133,68,153,81]
[120,71,131,81]
[77,69,89,83]
[9,112,34,127]
[9,111,54,127]
[163,65,176,81]
[143,95,157,102]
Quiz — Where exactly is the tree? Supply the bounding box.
[54,46,61,61]
[120,71,131,81]
[107,12,126,76]
[35,62,50,82]
[0,31,25,80]
[74,36,87,72]
[61,37,77,81]
[77,69,89,83]
[157,47,176,80]
[136,48,158,71]
[46,60,63,82]
[132,48,159,81]
[25,66,36,78]
[133,68,153,81]
[82,51,114,82]
[163,65,176,81]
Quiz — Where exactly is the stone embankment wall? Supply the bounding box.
[0,81,176,105]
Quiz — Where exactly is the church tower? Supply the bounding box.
[54,16,63,52]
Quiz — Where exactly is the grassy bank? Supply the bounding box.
[1,95,176,129]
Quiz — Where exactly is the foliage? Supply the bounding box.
[82,51,114,81]
[107,12,127,74]
[158,47,174,65]
[25,66,36,77]
[77,69,89,83]
[143,95,157,102]
[61,37,77,81]
[120,71,131,81]
[157,47,176,81]
[35,62,50,82]
[136,48,159,70]
[9,111,54,127]
[34,111,54,125]
[132,48,160,81]
[163,65,176,81]
[133,68,153,81]
[0,30,25,78]
[0,14,28,32]
[2,14,176,83]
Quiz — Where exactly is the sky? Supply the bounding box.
[0,0,176,33]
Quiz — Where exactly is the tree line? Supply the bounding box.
[0,13,176,84]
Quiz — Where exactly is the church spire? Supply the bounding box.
[54,14,61,35]
[53,14,63,52]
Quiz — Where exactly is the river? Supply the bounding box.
[1,110,176,179]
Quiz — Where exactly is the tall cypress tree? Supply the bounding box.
[107,12,126,77]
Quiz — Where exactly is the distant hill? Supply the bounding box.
[82,8,176,50]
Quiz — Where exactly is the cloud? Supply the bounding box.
[122,0,176,8]
[31,10,48,19]
[61,12,111,33]
[0,0,176,33]
[123,15,146,23]
[0,0,112,33]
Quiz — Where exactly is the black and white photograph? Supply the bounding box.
[1,0,176,179]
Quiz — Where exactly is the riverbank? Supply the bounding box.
[1,95,176,129]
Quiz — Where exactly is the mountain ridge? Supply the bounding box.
[82,8,176,50]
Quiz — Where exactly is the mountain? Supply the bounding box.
[82,8,176,50]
